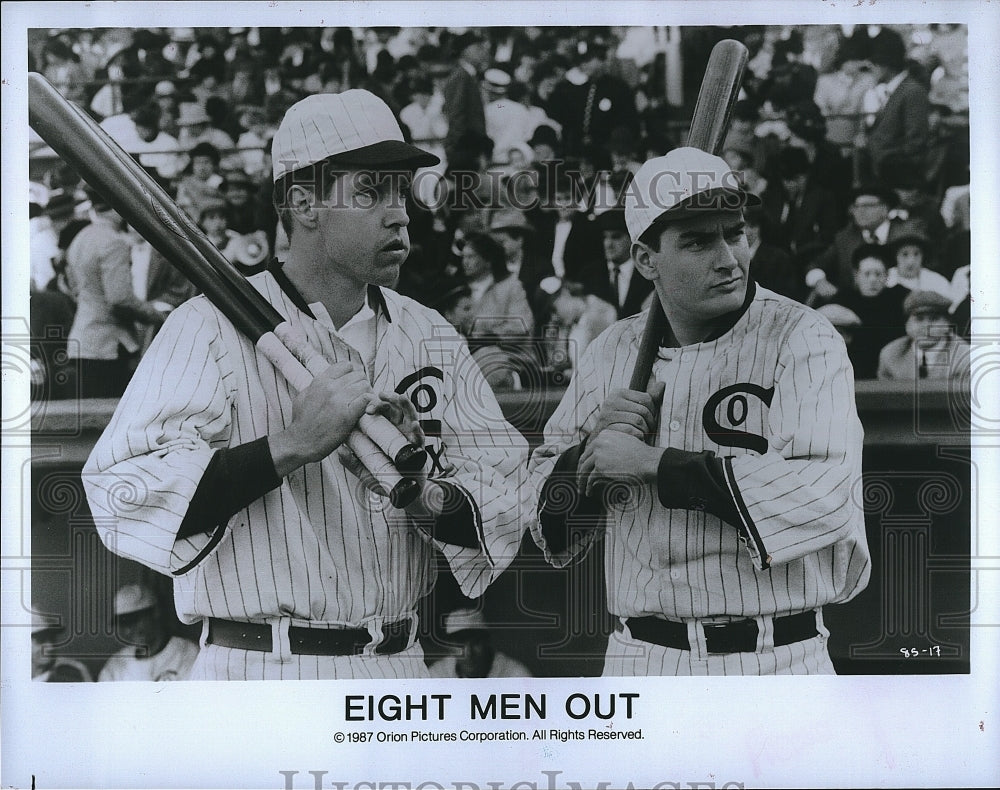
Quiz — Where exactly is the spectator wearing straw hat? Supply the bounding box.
[98,583,199,682]
[489,207,553,306]
[429,608,532,678]
[176,101,237,162]
[877,290,970,382]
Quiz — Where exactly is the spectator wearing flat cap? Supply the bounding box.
[31,613,93,682]
[877,290,970,382]
[860,27,930,182]
[442,30,491,168]
[98,583,199,681]
[428,608,532,678]
[40,35,90,105]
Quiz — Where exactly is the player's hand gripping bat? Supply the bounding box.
[627,39,749,392]
[28,72,425,508]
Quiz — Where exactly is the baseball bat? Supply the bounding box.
[628,39,749,392]
[27,72,424,508]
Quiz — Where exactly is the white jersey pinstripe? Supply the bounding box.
[528,285,870,666]
[83,271,528,679]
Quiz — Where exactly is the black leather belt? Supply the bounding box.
[620,611,819,654]
[205,618,411,656]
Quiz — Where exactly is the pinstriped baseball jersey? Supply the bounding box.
[528,284,871,623]
[83,271,527,657]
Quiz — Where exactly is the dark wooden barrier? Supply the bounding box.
[28,380,971,677]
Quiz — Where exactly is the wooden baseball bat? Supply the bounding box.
[628,39,749,392]
[27,72,425,508]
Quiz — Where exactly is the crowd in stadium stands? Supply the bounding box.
[27,24,972,401]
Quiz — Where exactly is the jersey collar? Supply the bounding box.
[659,279,757,347]
[267,259,393,323]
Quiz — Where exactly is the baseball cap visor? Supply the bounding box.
[327,139,440,170]
[647,186,760,227]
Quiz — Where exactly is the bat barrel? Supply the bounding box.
[628,40,749,393]
[28,72,425,495]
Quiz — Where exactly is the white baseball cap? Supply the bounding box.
[114,583,157,617]
[624,147,760,243]
[271,90,440,182]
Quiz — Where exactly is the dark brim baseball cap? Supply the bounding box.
[326,139,440,170]
[272,91,440,181]
[626,148,762,241]
[643,186,761,228]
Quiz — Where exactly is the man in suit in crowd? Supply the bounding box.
[804,183,908,306]
[585,205,653,319]
[862,27,930,182]
[442,31,491,168]
[759,145,839,262]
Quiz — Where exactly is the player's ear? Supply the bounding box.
[632,241,658,281]
[287,184,318,230]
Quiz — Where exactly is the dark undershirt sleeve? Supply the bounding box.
[656,448,741,528]
[422,480,479,549]
[175,437,282,541]
[538,442,606,555]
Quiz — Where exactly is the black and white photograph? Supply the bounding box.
[2,1,998,788]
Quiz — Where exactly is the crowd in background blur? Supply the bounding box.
[27,23,972,400]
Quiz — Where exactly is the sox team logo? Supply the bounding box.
[395,366,453,476]
[701,382,775,455]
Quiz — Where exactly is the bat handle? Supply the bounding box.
[256,332,421,504]
[273,322,427,475]
[347,432,422,509]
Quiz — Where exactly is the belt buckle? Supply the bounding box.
[703,618,759,654]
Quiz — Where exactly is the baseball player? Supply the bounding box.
[526,147,871,676]
[83,90,528,680]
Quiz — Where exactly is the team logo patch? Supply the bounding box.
[701,383,775,455]
[396,366,451,475]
